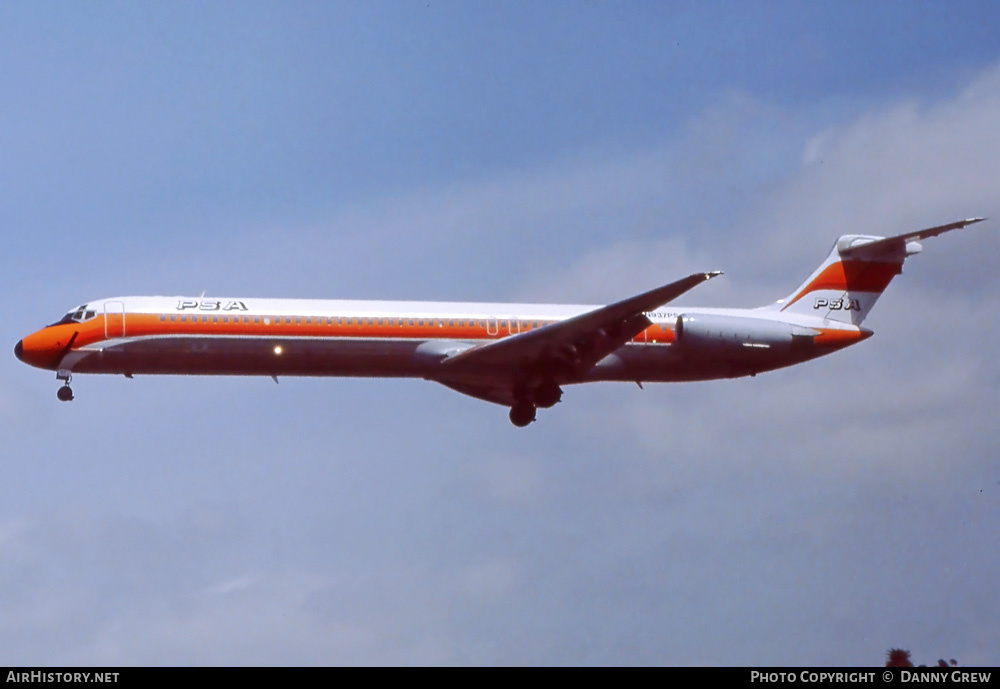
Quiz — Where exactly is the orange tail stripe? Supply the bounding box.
[786,260,901,307]
[813,328,873,346]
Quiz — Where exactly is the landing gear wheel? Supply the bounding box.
[533,381,563,409]
[509,402,536,427]
[57,385,74,402]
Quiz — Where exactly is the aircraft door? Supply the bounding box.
[104,301,125,339]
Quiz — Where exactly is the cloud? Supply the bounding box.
[757,63,1000,275]
[512,64,1000,308]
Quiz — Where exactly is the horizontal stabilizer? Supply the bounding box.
[839,217,986,258]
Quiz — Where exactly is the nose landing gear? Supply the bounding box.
[55,370,74,402]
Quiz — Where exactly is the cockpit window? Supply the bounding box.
[49,306,97,327]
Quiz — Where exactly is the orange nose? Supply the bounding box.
[14,326,78,370]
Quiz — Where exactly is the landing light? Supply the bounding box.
[274,345,283,355]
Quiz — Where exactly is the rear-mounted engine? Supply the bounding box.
[674,313,810,353]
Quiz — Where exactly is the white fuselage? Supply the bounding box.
[20,295,864,390]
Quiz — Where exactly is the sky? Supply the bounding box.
[1,1,999,666]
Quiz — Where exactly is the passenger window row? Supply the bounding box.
[156,315,552,330]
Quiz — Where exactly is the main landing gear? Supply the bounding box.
[507,382,564,427]
[509,402,536,428]
[56,370,73,402]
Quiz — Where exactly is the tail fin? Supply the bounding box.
[765,218,985,325]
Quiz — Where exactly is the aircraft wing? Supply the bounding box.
[840,217,986,258]
[439,271,721,377]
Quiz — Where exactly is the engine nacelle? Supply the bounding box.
[674,313,803,354]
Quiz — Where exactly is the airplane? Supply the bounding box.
[14,217,986,427]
